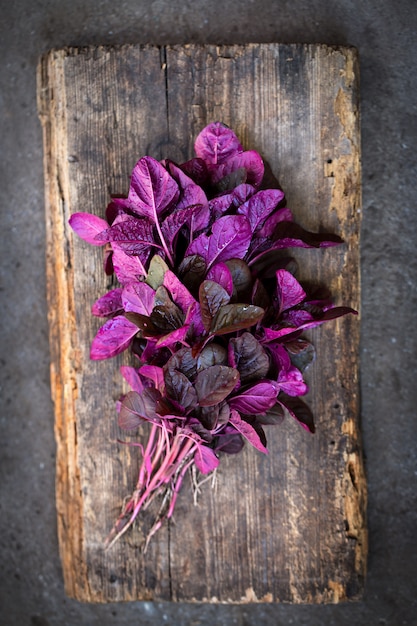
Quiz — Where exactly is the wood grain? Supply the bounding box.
[37,43,366,603]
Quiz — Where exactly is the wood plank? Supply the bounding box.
[37,43,366,603]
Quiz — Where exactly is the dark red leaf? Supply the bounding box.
[195,365,240,407]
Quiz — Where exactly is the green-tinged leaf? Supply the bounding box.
[199,280,230,331]
[146,254,169,289]
[195,365,240,407]
[211,304,264,335]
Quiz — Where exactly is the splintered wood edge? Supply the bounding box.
[37,51,88,600]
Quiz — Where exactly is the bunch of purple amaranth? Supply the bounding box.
[70,122,356,549]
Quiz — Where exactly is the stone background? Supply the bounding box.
[1,1,416,624]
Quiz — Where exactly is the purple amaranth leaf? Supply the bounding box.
[122,281,155,316]
[224,258,253,301]
[185,232,210,262]
[212,151,264,188]
[194,122,243,166]
[206,263,234,297]
[255,402,285,426]
[229,381,278,415]
[194,365,240,407]
[205,215,252,270]
[277,366,308,397]
[208,183,256,220]
[127,156,179,219]
[248,222,344,266]
[69,212,109,245]
[275,269,307,314]
[95,215,159,257]
[229,409,268,454]
[163,269,196,312]
[90,315,138,360]
[194,443,219,474]
[179,157,209,186]
[161,205,202,257]
[139,365,165,392]
[111,247,148,283]
[91,288,123,317]
[256,207,294,238]
[165,161,210,232]
[237,189,285,232]
[120,366,144,394]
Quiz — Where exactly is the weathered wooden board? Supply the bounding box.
[37,43,366,603]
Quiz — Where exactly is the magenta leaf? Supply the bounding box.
[206,263,233,297]
[161,206,199,256]
[213,151,264,188]
[257,207,294,238]
[194,444,219,474]
[277,366,308,397]
[213,431,244,454]
[69,212,109,245]
[120,366,144,394]
[206,215,252,269]
[276,269,307,313]
[194,122,243,166]
[95,215,158,256]
[237,189,285,231]
[229,381,278,414]
[128,156,179,219]
[229,409,268,454]
[90,315,138,359]
[139,365,165,391]
[122,282,155,316]
[185,232,210,261]
[111,247,147,283]
[91,288,123,317]
[195,365,240,407]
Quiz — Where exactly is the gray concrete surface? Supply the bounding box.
[1,1,416,624]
